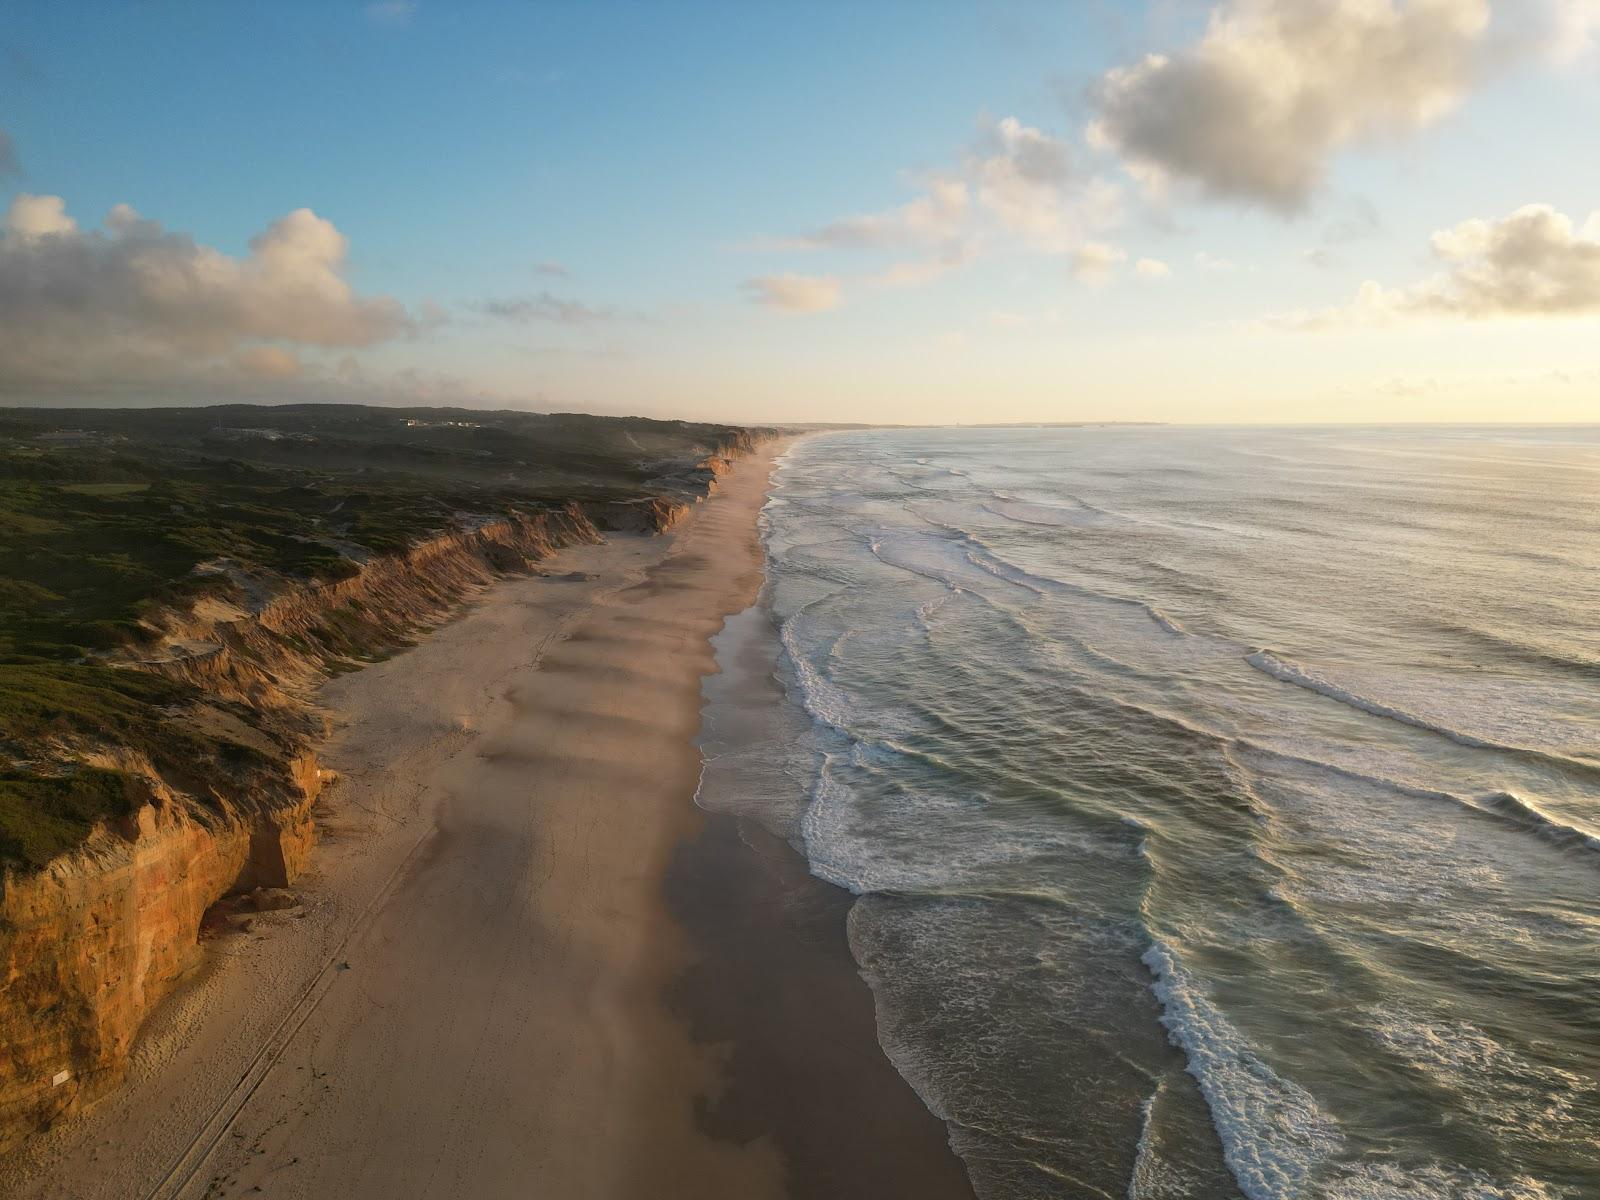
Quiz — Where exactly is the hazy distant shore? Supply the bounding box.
[6,436,970,1199]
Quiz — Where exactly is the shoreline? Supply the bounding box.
[6,438,972,1199]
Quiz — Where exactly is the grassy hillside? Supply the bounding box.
[0,404,767,869]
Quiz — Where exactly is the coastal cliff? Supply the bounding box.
[0,506,609,1144]
[0,407,771,1149]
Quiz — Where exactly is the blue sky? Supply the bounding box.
[2,1,1598,423]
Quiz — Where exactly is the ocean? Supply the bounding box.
[696,425,1600,1200]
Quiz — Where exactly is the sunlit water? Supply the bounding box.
[700,426,1600,1200]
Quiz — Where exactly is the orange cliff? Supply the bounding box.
[0,498,691,1148]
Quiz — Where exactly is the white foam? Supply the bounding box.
[1248,651,1479,741]
[766,428,1598,1200]
[1239,741,1600,860]
[1125,1081,1195,1200]
[1319,1161,1559,1200]
[964,545,1191,650]
[1477,790,1600,856]
[776,613,865,736]
[1141,938,1344,1200]
[1244,650,1559,766]
[1367,1010,1595,1148]
[799,752,1128,897]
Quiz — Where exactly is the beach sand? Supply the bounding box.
[5,440,972,1200]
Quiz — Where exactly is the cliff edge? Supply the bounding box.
[0,405,773,1147]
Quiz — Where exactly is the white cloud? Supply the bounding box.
[743,273,842,313]
[865,241,980,290]
[1556,0,1600,56]
[1089,0,1493,211]
[779,111,1095,254]
[966,115,1086,247]
[1135,256,1173,279]
[1267,203,1600,329]
[0,195,413,391]
[8,193,76,237]
[1514,0,1600,61]
[959,115,1124,252]
[534,260,569,277]
[749,113,1123,309]
[779,176,970,251]
[1071,241,1127,284]
[1195,250,1239,272]
[973,116,1070,182]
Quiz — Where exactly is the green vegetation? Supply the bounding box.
[0,403,768,872]
[0,662,208,868]
[0,766,140,870]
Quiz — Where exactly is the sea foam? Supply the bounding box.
[1141,938,1343,1200]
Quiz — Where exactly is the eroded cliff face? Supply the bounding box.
[3,792,263,1140]
[0,504,608,1145]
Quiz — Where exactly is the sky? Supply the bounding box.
[2,0,1599,425]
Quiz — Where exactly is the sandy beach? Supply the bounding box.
[4,440,971,1200]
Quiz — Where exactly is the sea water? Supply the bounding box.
[698,426,1600,1200]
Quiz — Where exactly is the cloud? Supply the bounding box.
[0,130,18,181]
[1554,0,1600,57]
[1135,256,1172,278]
[743,274,842,313]
[8,193,75,237]
[1088,0,1493,211]
[776,176,970,251]
[365,0,417,27]
[534,260,569,277]
[1070,241,1127,283]
[748,113,1123,308]
[1267,203,1600,329]
[476,292,617,324]
[966,115,1088,247]
[0,195,413,392]
[1508,0,1600,61]
[865,241,980,290]
[233,345,303,379]
[955,114,1121,251]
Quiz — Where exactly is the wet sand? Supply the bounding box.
[4,439,972,1200]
